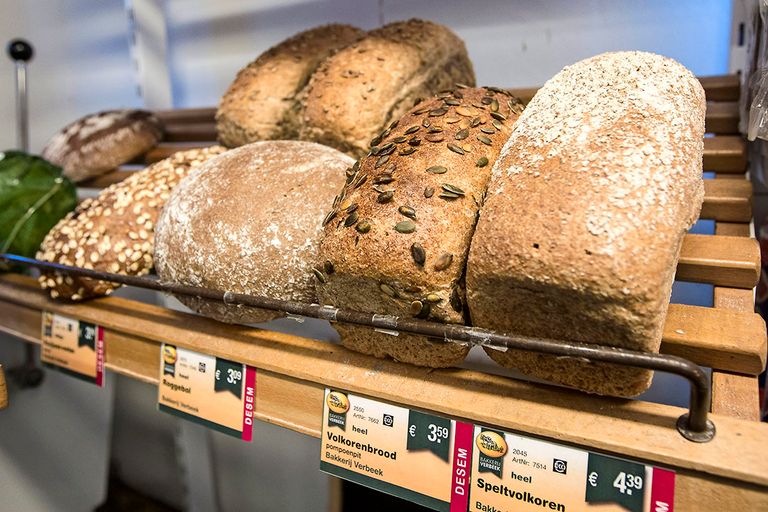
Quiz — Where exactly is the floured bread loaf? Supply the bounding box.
[316,87,523,367]
[155,141,353,323]
[38,146,226,300]
[42,109,163,182]
[216,24,363,147]
[300,19,476,158]
[466,52,706,396]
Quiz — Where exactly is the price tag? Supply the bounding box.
[320,389,474,512]
[470,425,675,512]
[158,343,256,441]
[41,312,104,386]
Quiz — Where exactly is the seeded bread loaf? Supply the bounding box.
[315,87,523,367]
[216,24,363,148]
[37,146,226,300]
[300,19,476,158]
[42,110,163,182]
[155,141,353,324]
[466,52,706,396]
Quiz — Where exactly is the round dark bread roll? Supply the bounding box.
[42,109,163,182]
[216,24,363,148]
[154,141,353,324]
[37,146,226,300]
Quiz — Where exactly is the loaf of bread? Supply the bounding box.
[466,52,706,396]
[42,110,163,182]
[300,19,476,158]
[37,146,226,300]
[216,24,363,148]
[155,141,353,324]
[316,87,523,367]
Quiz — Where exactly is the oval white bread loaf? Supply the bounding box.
[42,110,163,182]
[216,24,363,148]
[300,19,476,158]
[37,146,227,300]
[154,141,353,324]
[466,52,706,396]
[316,87,523,368]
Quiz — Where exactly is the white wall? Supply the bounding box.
[0,0,140,152]
[164,0,732,108]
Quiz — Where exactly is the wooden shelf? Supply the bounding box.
[0,273,766,509]
[3,72,765,508]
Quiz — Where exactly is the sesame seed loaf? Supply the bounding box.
[466,52,706,396]
[216,24,364,148]
[37,146,226,300]
[42,110,163,183]
[299,19,476,158]
[315,87,523,368]
[154,141,353,324]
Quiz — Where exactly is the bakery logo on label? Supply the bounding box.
[162,344,177,377]
[475,429,507,477]
[326,390,349,430]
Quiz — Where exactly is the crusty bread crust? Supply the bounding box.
[42,110,163,183]
[155,141,353,324]
[216,24,363,148]
[37,146,226,300]
[316,87,523,367]
[300,19,476,158]
[466,52,706,396]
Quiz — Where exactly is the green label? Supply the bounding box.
[585,453,646,512]
[406,410,451,462]
[77,321,96,349]
[214,357,244,398]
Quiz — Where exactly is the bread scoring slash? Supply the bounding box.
[466,51,706,397]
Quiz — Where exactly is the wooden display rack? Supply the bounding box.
[2,75,767,509]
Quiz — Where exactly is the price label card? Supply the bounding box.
[158,344,256,441]
[320,389,474,512]
[470,425,675,512]
[41,312,104,386]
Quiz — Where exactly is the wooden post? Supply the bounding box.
[0,363,7,410]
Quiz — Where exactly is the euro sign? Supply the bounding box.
[409,425,416,437]
[589,472,599,487]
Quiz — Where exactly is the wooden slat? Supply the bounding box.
[703,136,747,173]
[78,166,140,188]
[705,102,740,134]
[507,75,740,105]
[712,287,760,421]
[154,107,215,124]
[0,364,7,410]
[716,222,751,237]
[661,302,766,375]
[0,274,767,493]
[161,122,217,143]
[699,74,741,102]
[701,179,752,221]
[677,234,760,288]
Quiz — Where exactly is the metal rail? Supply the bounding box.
[0,253,716,442]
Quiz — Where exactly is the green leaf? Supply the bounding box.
[0,150,77,267]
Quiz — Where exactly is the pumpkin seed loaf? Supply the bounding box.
[154,141,353,324]
[42,109,163,183]
[466,52,706,396]
[216,24,363,148]
[37,146,226,300]
[315,87,523,367]
[300,19,476,158]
